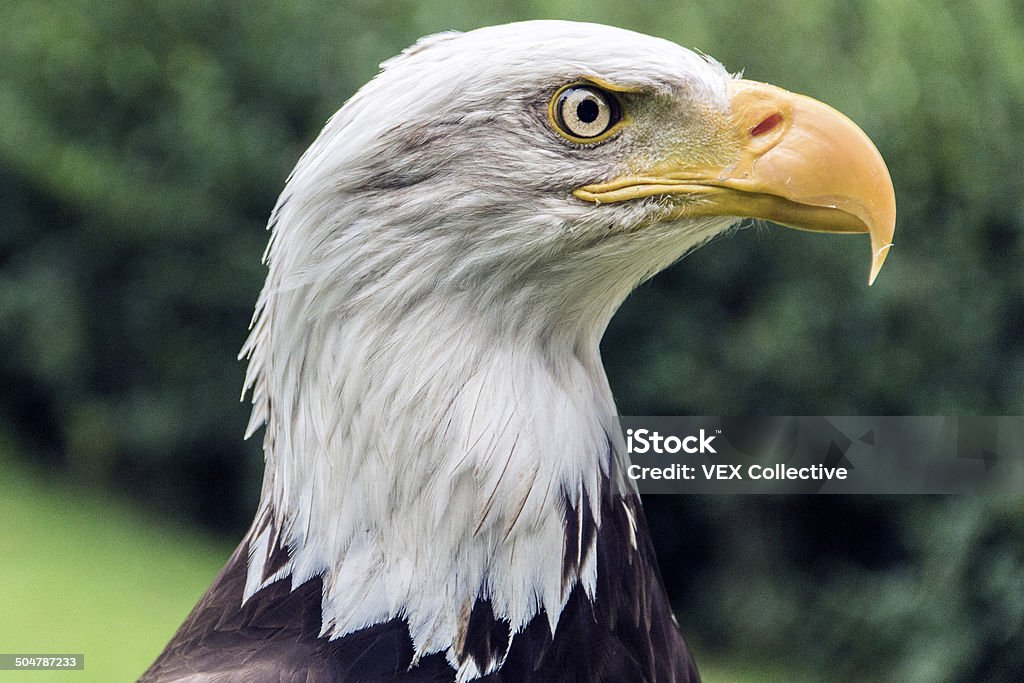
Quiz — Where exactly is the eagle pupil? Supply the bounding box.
[577,99,599,124]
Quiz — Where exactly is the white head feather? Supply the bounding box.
[239,20,735,679]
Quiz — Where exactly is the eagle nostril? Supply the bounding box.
[751,112,783,137]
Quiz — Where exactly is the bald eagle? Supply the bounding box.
[142,21,894,683]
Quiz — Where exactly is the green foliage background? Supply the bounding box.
[1,1,1022,680]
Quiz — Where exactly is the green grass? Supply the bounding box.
[0,455,790,682]
[0,458,232,681]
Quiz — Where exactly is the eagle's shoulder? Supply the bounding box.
[141,484,697,683]
[139,535,454,682]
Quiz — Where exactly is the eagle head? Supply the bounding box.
[252,21,893,342]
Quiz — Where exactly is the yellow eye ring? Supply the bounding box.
[548,83,627,144]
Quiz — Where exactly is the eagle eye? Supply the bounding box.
[550,84,623,143]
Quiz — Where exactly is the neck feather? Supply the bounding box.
[235,147,731,673]
[241,274,633,671]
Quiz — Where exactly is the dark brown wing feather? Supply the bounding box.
[141,480,699,682]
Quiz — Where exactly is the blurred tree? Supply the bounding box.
[1,1,1021,680]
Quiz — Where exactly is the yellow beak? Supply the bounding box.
[574,79,896,284]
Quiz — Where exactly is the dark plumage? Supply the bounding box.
[144,473,697,681]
